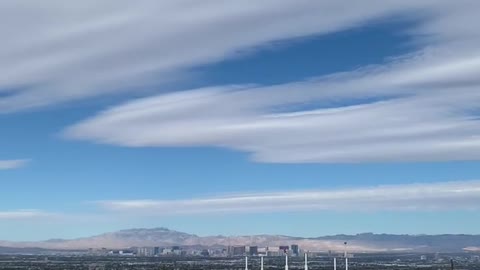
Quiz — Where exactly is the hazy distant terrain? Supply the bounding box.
[1,228,479,253]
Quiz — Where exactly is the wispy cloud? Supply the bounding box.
[0,159,29,170]
[61,1,480,163]
[64,54,480,163]
[0,1,475,113]
[97,180,480,215]
[0,0,421,112]
[0,210,54,220]
[2,1,480,163]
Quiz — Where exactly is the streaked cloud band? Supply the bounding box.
[97,180,480,215]
[0,210,53,220]
[0,159,29,170]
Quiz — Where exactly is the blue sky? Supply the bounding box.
[2,1,480,241]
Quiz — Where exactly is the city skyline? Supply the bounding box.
[2,1,480,241]
[2,226,479,254]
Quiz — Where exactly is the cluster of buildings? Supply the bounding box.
[90,246,187,256]
[89,244,304,257]
[136,246,185,256]
[227,244,300,257]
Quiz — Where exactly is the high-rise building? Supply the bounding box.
[136,247,155,256]
[279,246,289,254]
[228,246,246,256]
[291,245,299,256]
[249,246,258,256]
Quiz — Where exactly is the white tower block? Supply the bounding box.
[344,242,348,270]
[261,256,264,270]
[304,252,308,270]
[334,257,337,270]
[245,256,248,270]
[285,254,289,270]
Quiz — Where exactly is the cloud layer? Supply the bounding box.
[97,180,480,215]
[2,1,480,164]
[0,159,29,170]
[0,0,427,112]
[1,1,475,112]
[0,210,53,220]
[62,1,480,163]
[65,58,480,163]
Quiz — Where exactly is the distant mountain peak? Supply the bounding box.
[119,227,174,233]
[2,229,480,252]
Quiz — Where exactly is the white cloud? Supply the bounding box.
[0,159,29,170]
[97,180,480,215]
[64,56,480,163]
[62,1,480,163]
[0,210,53,220]
[2,1,480,163]
[0,0,468,112]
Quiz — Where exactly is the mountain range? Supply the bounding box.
[1,228,480,253]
